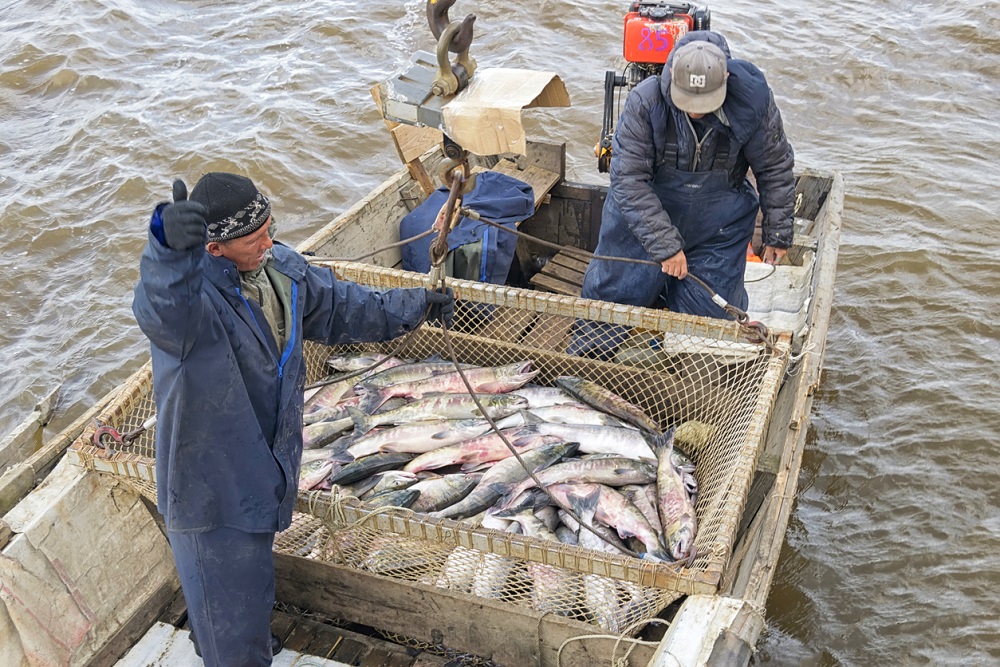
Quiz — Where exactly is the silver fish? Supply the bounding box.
[561,486,627,632]
[408,473,483,513]
[349,393,528,434]
[509,385,586,409]
[621,484,663,535]
[548,483,669,561]
[506,509,578,616]
[499,456,657,510]
[515,418,667,460]
[368,361,540,406]
[298,458,335,490]
[302,417,355,448]
[326,352,404,373]
[356,360,474,390]
[328,451,415,485]
[355,470,420,499]
[402,428,561,473]
[471,512,520,599]
[554,375,660,434]
[432,442,578,520]
[656,431,698,564]
[364,487,421,509]
[345,419,491,460]
[303,380,353,417]
[494,404,629,430]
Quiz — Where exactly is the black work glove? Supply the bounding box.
[162,179,208,251]
[425,287,455,329]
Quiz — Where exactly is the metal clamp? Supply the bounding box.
[427,0,477,96]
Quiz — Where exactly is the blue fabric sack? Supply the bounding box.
[400,170,534,284]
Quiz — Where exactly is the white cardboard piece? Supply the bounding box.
[441,68,570,155]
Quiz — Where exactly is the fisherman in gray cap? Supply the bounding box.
[571,30,795,357]
[132,173,454,666]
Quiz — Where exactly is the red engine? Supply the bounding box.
[624,3,710,65]
[597,2,711,172]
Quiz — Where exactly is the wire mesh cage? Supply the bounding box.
[68,260,789,637]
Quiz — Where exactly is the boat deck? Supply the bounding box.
[118,593,459,667]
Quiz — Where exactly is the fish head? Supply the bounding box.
[499,361,539,382]
[668,522,696,563]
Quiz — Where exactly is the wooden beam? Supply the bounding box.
[0,382,121,516]
[0,384,61,471]
[371,83,439,196]
[85,578,182,667]
[274,553,655,667]
[648,595,757,667]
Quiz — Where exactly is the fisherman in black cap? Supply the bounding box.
[132,173,454,666]
[571,31,795,357]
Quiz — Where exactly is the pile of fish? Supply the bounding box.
[297,351,704,624]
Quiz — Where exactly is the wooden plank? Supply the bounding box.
[359,647,413,667]
[0,385,61,472]
[520,314,576,351]
[529,272,582,296]
[540,261,585,287]
[0,381,121,516]
[476,307,538,343]
[274,553,654,667]
[283,621,319,652]
[371,83,439,196]
[549,252,591,274]
[488,160,561,210]
[270,612,298,645]
[85,579,181,667]
[0,519,12,550]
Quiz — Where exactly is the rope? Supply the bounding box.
[307,227,436,263]
[459,206,779,355]
[554,617,670,667]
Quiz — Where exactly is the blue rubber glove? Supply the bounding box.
[425,287,455,329]
[162,179,208,251]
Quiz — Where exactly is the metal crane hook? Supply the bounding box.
[427,0,476,53]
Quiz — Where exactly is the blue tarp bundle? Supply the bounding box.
[400,171,534,284]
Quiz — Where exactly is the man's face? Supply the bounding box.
[208,217,274,271]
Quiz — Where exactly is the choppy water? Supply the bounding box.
[2,1,998,664]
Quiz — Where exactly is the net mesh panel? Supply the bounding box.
[68,261,789,638]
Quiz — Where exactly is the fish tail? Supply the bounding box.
[346,406,375,434]
[357,387,389,415]
[650,425,677,456]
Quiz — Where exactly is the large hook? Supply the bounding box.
[427,0,476,53]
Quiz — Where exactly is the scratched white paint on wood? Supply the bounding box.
[0,458,178,666]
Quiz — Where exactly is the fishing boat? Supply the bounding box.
[0,4,842,666]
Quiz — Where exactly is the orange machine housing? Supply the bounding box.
[623,12,693,64]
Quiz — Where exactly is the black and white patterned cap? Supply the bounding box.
[190,172,271,242]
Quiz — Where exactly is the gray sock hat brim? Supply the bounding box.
[190,173,271,242]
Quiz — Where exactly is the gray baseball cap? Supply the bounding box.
[670,41,728,114]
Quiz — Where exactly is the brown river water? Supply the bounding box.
[1,1,998,664]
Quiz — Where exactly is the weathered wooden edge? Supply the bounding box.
[0,384,61,471]
[656,170,843,666]
[274,552,655,667]
[84,578,182,667]
[0,382,123,526]
[737,171,843,601]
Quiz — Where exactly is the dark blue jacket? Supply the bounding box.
[132,220,428,533]
[609,31,795,260]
